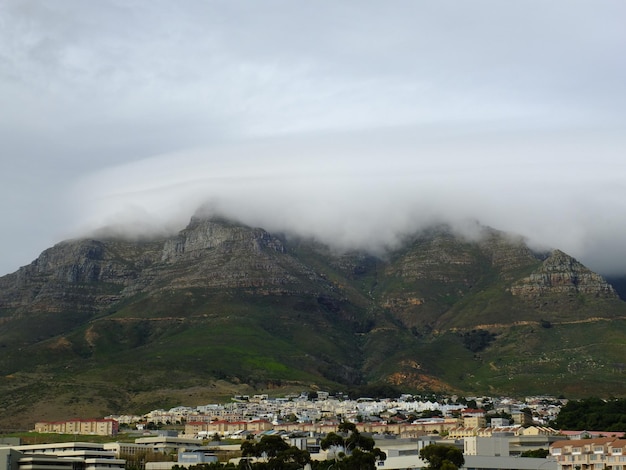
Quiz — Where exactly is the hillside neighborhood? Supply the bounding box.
[3,394,624,470]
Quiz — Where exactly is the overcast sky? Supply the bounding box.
[2,1,626,276]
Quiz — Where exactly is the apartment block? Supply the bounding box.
[550,437,626,470]
[33,419,119,436]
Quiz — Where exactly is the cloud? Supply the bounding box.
[70,126,626,275]
[1,1,626,275]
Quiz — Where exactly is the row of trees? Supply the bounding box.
[554,397,626,431]
[237,422,389,470]
[187,423,463,470]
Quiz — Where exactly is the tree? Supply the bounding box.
[346,432,375,453]
[554,398,626,431]
[321,432,346,452]
[420,444,464,470]
[240,435,310,470]
[338,422,358,434]
[521,449,550,458]
[318,422,385,470]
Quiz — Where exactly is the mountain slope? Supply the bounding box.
[1,217,625,427]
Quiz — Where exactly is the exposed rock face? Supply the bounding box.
[155,217,315,291]
[0,217,320,316]
[510,250,618,299]
[0,239,162,313]
[161,217,286,262]
[1,219,619,320]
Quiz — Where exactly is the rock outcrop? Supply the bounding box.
[510,249,617,299]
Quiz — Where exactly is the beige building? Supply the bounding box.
[33,419,119,436]
[463,414,487,428]
[103,442,150,458]
[550,437,626,470]
[186,418,462,438]
[185,420,261,436]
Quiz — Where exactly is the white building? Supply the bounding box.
[0,442,126,470]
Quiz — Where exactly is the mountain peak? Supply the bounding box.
[510,249,617,299]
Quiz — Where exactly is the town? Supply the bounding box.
[2,393,623,470]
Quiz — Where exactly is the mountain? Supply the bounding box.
[1,216,625,428]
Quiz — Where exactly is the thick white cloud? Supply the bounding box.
[1,0,626,275]
[70,128,626,274]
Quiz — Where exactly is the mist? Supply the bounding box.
[70,126,626,276]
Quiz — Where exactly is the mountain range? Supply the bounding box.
[1,215,626,428]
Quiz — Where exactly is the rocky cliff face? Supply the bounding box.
[0,239,163,314]
[155,217,307,291]
[161,216,286,262]
[510,249,617,299]
[0,217,327,317]
[1,219,619,319]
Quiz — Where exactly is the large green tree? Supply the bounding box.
[318,422,386,470]
[240,435,310,470]
[420,444,465,470]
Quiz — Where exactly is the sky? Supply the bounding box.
[2,0,626,276]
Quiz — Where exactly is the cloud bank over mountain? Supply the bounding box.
[1,1,625,275]
[71,127,626,275]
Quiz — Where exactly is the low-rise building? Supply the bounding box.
[465,436,511,456]
[134,436,206,454]
[550,436,626,470]
[33,419,119,436]
[0,442,126,470]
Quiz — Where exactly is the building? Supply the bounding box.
[491,418,510,427]
[465,436,511,457]
[369,436,558,470]
[508,434,567,456]
[550,436,626,470]
[33,419,119,436]
[0,442,126,470]
[512,410,534,426]
[103,442,150,458]
[463,409,487,429]
[134,436,206,454]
